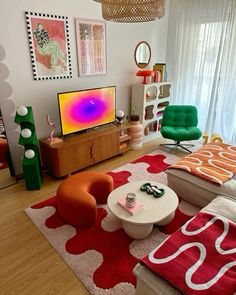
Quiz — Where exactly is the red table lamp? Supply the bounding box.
[136,70,154,84]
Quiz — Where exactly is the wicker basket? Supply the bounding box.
[102,0,166,23]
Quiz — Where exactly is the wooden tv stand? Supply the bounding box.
[39,124,131,177]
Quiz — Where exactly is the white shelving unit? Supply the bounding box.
[131,82,171,143]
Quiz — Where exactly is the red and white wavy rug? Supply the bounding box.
[25,149,200,295]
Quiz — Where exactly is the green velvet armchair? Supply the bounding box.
[160,105,202,153]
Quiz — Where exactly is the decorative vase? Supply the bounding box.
[153,122,157,132]
[144,125,149,136]
[128,115,143,150]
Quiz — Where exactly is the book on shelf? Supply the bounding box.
[153,63,167,82]
[117,197,144,215]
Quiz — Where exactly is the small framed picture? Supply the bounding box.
[75,18,107,76]
[25,11,72,80]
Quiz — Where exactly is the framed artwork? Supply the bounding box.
[25,11,72,80]
[75,18,107,76]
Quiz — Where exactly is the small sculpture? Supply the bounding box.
[46,113,63,144]
[140,182,165,198]
[116,110,125,125]
[202,131,223,145]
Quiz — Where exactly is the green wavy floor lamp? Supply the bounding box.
[15,106,43,190]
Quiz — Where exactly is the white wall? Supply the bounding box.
[0,0,169,175]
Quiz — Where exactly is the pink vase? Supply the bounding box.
[128,115,143,150]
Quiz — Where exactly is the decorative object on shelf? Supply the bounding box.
[134,41,151,69]
[144,125,149,136]
[140,182,165,198]
[128,115,143,150]
[156,110,164,117]
[95,0,166,23]
[136,70,154,84]
[153,122,158,132]
[153,70,161,82]
[146,85,157,100]
[146,91,151,98]
[46,113,63,144]
[158,86,164,98]
[75,18,106,76]
[15,106,43,190]
[25,12,72,81]
[144,110,147,120]
[116,110,125,125]
[202,131,223,145]
[153,63,167,82]
[146,120,158,133]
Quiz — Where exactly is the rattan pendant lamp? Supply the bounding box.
[94,0,166,23]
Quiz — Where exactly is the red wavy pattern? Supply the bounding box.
[30,153,194,290]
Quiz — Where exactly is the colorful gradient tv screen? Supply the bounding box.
[58,86,116,136]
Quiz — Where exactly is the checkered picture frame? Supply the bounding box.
[25,11,72,81]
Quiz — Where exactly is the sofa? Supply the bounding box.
[166,169,236,207]
[134,195,236,295]
[166,143,236,207]
[133,143,236,294]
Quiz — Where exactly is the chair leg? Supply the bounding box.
[178,143,194,147]
[160,141,193,153]
[177,144,192,153]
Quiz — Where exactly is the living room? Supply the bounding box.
[1,0,236,294]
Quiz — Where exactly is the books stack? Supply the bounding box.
[118,197,144,216]
[153,63,167,82]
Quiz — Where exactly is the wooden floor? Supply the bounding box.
[0,139,186,295]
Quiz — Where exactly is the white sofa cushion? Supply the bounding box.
[202,195,236,223]
[166,169,236,207]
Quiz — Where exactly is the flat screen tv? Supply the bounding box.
[58,86,116,136]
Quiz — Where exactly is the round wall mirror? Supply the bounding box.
[134,41,151,69]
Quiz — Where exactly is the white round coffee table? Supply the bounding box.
[107,181,178,239]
